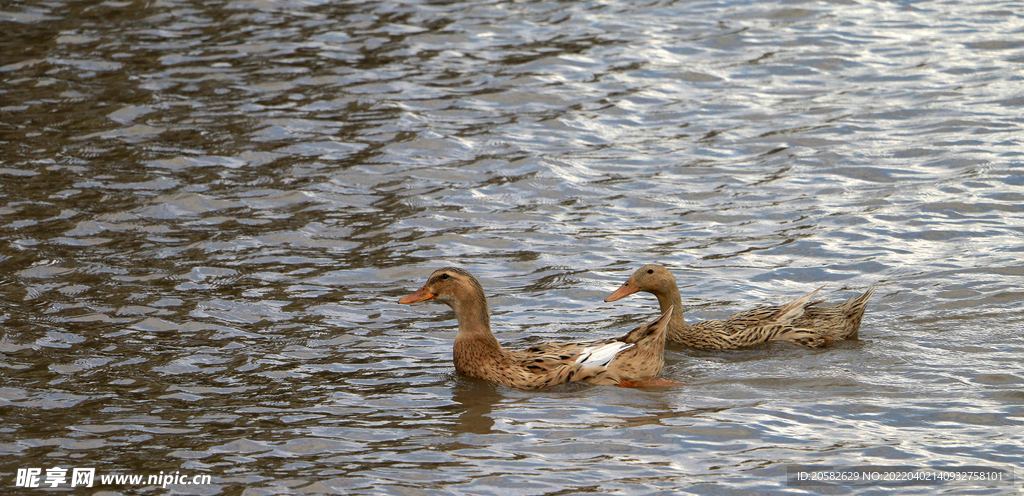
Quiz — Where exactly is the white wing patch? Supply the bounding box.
[575,342,634,367]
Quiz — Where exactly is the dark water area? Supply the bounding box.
[1,0,1023,494]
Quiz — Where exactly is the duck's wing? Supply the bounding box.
[723,286,823,331]
[507,339,635,388]
[517,338,627,373]
[510,307,672,388]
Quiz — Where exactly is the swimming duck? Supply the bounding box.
[399,267,672,389]
[605,265,873,349]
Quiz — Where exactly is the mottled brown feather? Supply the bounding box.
[606,265,873,350]
[400,267,672,389]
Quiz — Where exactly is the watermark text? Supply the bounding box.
[787,465,1014,487]
[15,468,211,489]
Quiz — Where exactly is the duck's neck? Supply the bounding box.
[449,291,503,372]
[652,283,688,330]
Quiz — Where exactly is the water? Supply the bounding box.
[2,0,1023,494]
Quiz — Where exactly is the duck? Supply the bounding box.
[605,265,874,350]
[399,267,672,389]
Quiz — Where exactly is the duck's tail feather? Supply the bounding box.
[773,286,824,325]
[620,305,674,344]
[843,284,875,318]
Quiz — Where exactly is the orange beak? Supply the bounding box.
[604,277,639,302]
[399,286,435,304]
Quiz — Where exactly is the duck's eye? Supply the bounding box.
[440,273,449,280]
[647,269,654,274]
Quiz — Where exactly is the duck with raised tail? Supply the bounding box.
[399,267,672,389]
[605,265,873,350]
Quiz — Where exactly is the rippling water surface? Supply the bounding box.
[2,0,1023,494]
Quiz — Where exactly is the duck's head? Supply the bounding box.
[604,264,677,302]
[399,267,485,308]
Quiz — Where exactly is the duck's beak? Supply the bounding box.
[604,277,639,302]
[399,285,435,304]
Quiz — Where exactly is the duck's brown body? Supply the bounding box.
[400,267,671,389]
[606,265,873,350]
